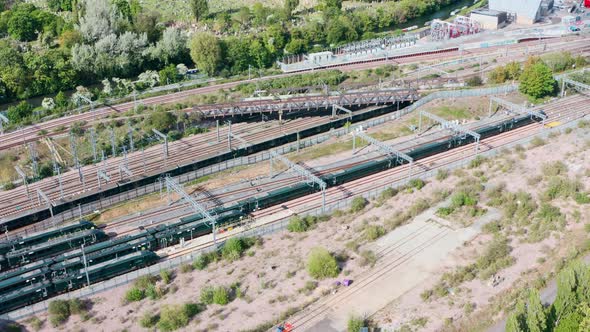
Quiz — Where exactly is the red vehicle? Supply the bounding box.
[585,0,590,8]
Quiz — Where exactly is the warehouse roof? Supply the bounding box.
[489,0,541,18]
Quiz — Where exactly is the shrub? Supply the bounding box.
[68,298,86,315]
[542,161,568,177]
[124,287,145,302]
[359,250,377,267]
[469,155,486,169]
[200,286,215,304]
[307,247,339,280]
[135,275,158,289]
[347,315,366,332]
[160,269,172,284]
[158,304,190,332]
[27,316,43,331]
[298,281,318,294]
[180,264,193,273]
[530,137,546,147]
[193,255,210,270]
[466,76,483,86]
[287,215,309,232]
[146,284,164,300]
[408,178,425,190]
[436,169,449,181]
[222,237,245,261]
[48,300,70,326]
[350,197,367,213]
[364,225,385,241]
[575,192,590,204]
[140,312,159,328]
[213,286,230,305]
[379,187,398,201]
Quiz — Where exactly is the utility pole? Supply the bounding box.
[110,127,116,157]
[81,243,90,287]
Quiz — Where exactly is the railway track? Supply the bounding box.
[0,114,341,222]
[160,94,588,267]
[58,95,589,238]
[0,35,588,151]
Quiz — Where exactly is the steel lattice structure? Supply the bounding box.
[192,88,419,118]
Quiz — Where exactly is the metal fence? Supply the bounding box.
[5,110,587,321]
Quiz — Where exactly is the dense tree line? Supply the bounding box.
[506,261,590,332]
[0,0,464,121]
[0,0,189,107]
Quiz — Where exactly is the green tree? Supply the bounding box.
[526,289,547,332]
[223,37,252,74]
[285,38,306,54]
[323,0,342,10]
[7,4,41,41]
[190,0,208,22]
[55,91,68,109]
[113,0,132,20]
[506,301,527,332]
[146,110,176,132]
[326,16,358,45]
[284,0,299,18]
[7,101,33,123]
[249,39,271,69]
[519,62,556,99]
[307,247,339,279]
[159,64,179,85]
[189,32,221,76]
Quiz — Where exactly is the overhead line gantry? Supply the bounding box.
[488,96,547,126]
[269,150,327,212]
[418,111,481,154]
[352,129,414,179]
[561,77,590,97]
[164,175,218,244]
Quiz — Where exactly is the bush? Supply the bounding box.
[408,178,425,190]
[146,284,164,300]
[347,314,366,332]
[222,237,245,261]
[68,298,86,315]
[466,76,483,86]
[436,169,449,181]
[213,286,229,305]
[27,316,43,331]
[200,286,215,304]
[180,264,193,273]
[193,254,210,270]
[542,161,568,177]
[124,287,145,302]
[364,225,385,241]
[379,187,398,201]
[530,137,546,147]
[287,215,309,232]
[48,300,70,326]
[135,275,158,289]
[359,250,377,267]
[307,247,339,280]
[160,269,172,284]
[140,312,159,328]
[158,304,190,331]
[575,192,590,204]
[350,197,367,213]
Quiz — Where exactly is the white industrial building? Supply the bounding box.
[470,9,508,30]
[488,0,553,25]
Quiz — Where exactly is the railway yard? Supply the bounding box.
[1,13,590,332]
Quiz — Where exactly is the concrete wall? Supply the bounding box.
[472,13,500,30]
